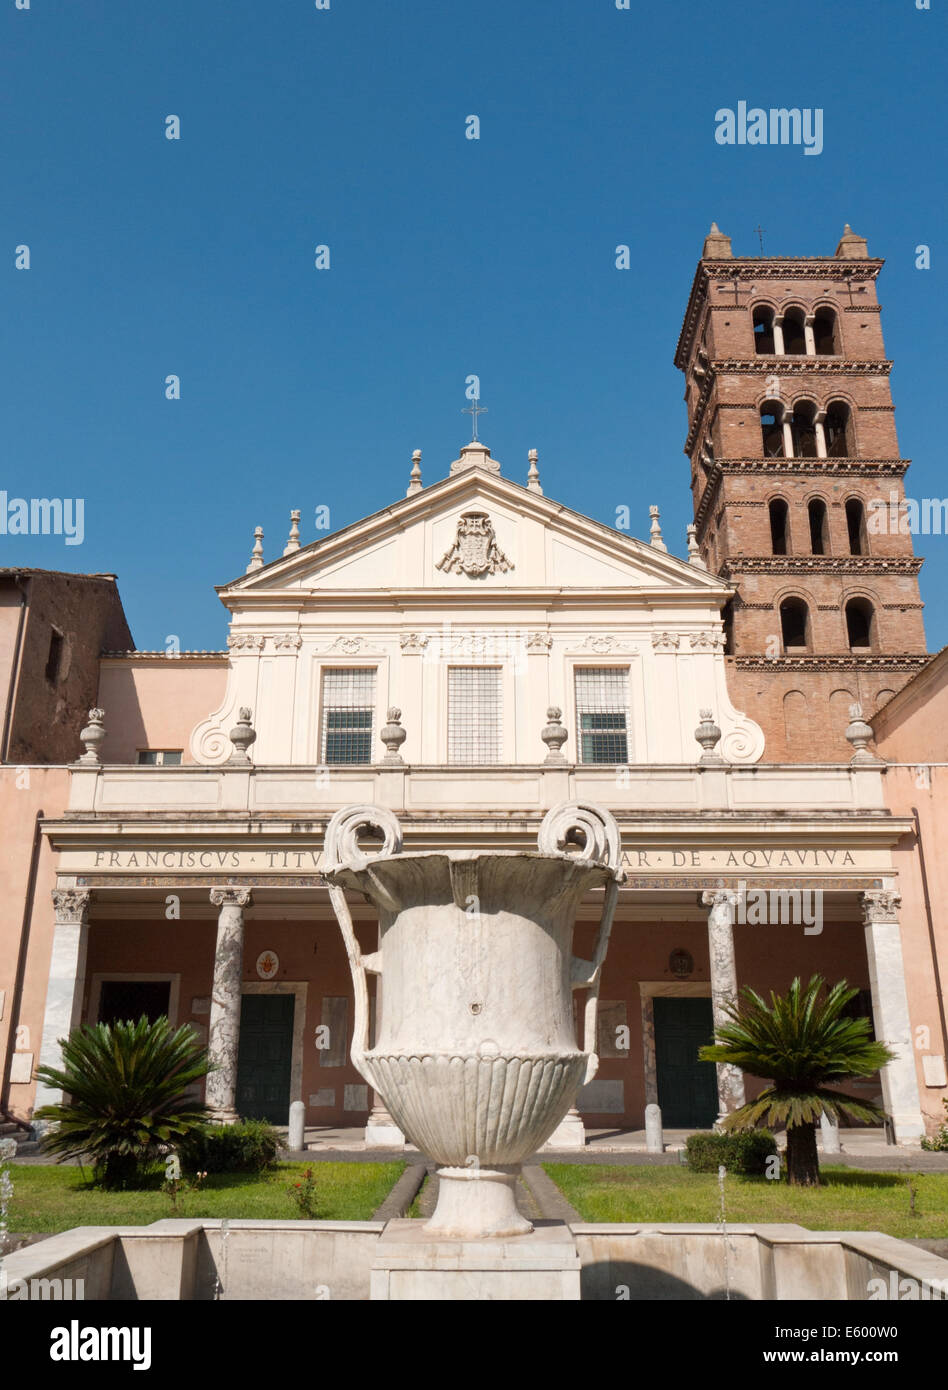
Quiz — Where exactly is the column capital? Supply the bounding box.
[701,887,737,915]
[861,889,901,925]
[210,887,252,909]
[51,888,92,925]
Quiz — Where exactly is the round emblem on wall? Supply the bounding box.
[669,948,693,980]
[256,950,280,981]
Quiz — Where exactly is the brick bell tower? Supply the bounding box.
[674,223,929,761]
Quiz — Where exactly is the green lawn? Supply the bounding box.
[7,1161,405,1234]
[544,1163,948,1241]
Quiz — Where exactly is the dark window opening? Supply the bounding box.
[846,498,868,556]
[98,979,171,1027]
[769,498,790,555]
[782,310,807,355]
[808,499,829,555]
[780,598,809,649]
[825,402,851,458]
[846,598,874,649]
[753,307,775,354]
[45,629,63,683]
[790,403,819,459]
[760,403,784,457]
[813,309,838,355]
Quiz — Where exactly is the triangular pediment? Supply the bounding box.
[220,468,728,606]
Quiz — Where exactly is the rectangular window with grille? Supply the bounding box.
[448,666,502,764]
[575,667,630,764]
[321,667,376,764]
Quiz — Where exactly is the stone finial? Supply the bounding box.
[283,510,301,555]
[835,223,869,260]
[406,449,423,497]
[695,708,724,764]
[845,702,882,764]
[541,707,568,765]
[686,523,707,569]
[649,505,667,551]
[78,708,106,764]
[226,707,257,764]
[246,526,264,573]
[702,221,733,259]
[380,707,407,764]
[526,449,543,494]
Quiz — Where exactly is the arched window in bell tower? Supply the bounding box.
[782,308,807,355]
[808,498,829,555]
[760,402,784,457]
[753,306,776,354]
[780,597,810,650]
[789,401,819,459]
[769,498,790,555]
[846,497,869,556]
[846,597,875,649]
[825,401,852,457]
[813,308,839,355]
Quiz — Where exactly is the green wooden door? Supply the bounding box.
[235,994,295,1123]
[653,996,719,1129]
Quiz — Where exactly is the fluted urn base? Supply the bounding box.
[426,1165,532,1240]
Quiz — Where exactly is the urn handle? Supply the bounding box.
[538,803,623,1086]
[324,805,403,1081]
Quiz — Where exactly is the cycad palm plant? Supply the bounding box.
[699,976,893,1185]
[34,1016,212,1188]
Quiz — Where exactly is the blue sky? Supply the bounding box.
[4,0,947,650]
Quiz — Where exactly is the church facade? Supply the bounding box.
[1,228,945,1148]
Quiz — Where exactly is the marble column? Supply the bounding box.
[861,890,926,1145]
[702,889,746,1125]
[772,316,786,356]
[33,889,92,1114]
[206,888,251,1123]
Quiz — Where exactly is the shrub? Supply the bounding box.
[33,1016,210,1189]
[288,1166,320,1219]
[685,1129,777,1175]
[179,1118,281,1174]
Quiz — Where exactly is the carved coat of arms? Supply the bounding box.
[437,511,513,577]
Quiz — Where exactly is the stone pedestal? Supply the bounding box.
[539,1106,586,1150]
[369,1220,581,1300]
[364,1105,406,1150]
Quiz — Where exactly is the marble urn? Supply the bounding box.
[324,801,624,1238]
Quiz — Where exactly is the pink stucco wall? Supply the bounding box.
[96,657,229,764]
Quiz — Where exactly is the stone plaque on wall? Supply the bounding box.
[319,996,348,1068]
[309,1089,336,1107]
[191,997,210,1015]
[9,1052,33,1085]
[597,1000,628,1058]
[344,1084,368,1112]
[576,1079,625,1114]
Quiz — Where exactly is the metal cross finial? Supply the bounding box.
[462,394,488,442]
[755,224,766,256]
